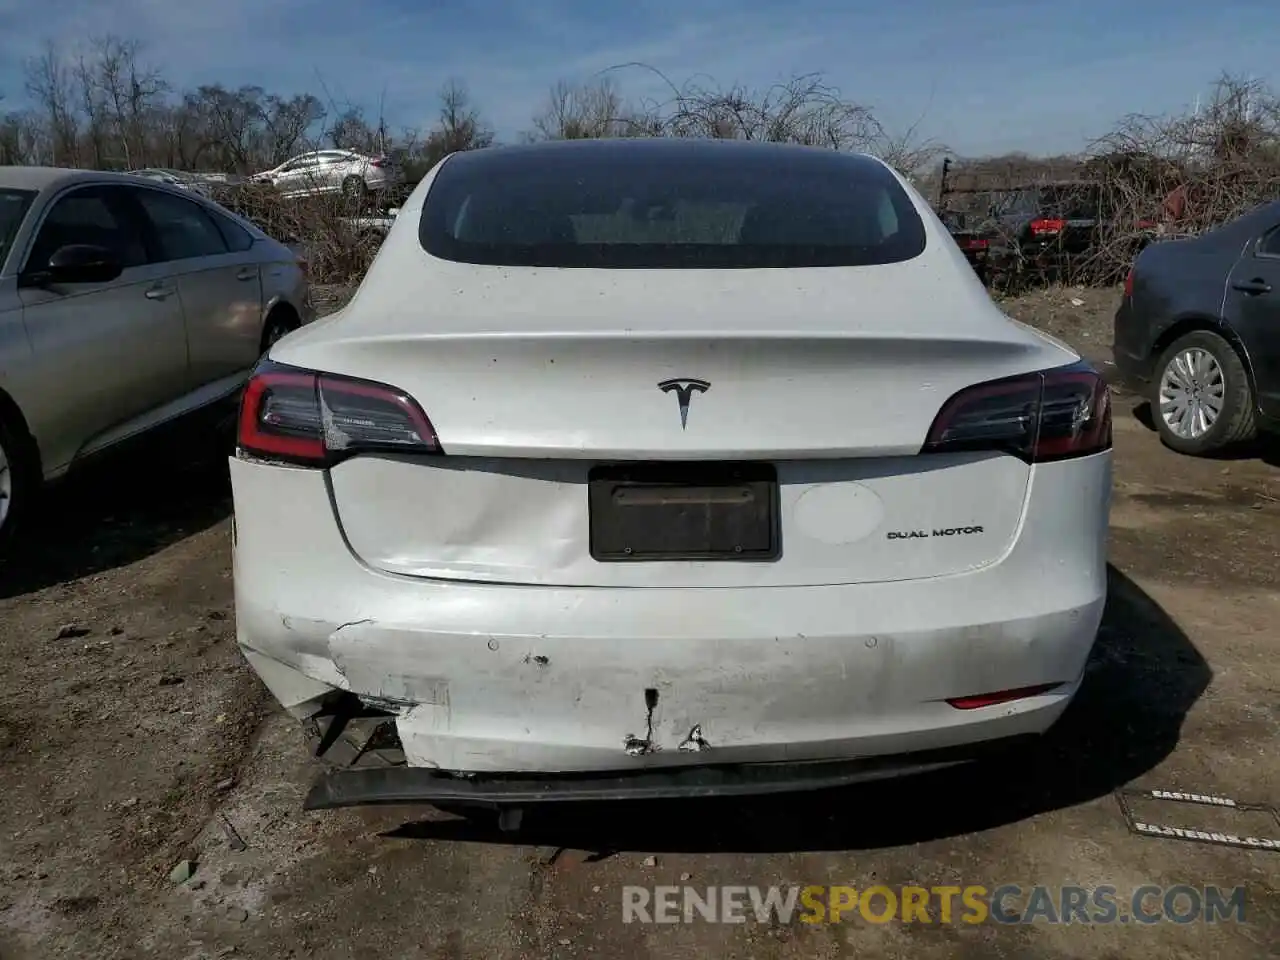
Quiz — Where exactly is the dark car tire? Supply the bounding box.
[341,175,366,202]
[0,414,37,555]
[259,308,300,355]
[1151,330,1256,456]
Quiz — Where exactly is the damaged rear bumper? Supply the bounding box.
[303,734,1039,808]
[231,453,1109,781]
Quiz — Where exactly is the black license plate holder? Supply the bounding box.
[588,462,779,562]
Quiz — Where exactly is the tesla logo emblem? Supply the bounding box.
[658,378,710,429]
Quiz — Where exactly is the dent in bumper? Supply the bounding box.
[230,454,1109,776]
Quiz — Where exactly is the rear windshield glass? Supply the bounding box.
[419,142,928,268]
[0,189,36,269]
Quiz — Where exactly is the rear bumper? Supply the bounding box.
[1111,299,1155,392]
[231,450,1110,779]
[304,734,1039,808]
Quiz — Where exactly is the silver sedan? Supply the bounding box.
[0,166,313,547]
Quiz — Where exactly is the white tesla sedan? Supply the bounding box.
[231,139,1112,815]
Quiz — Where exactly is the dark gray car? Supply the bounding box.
[1112,200,1280,456]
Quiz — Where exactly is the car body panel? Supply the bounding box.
[1113,200,1280,425]
[234,141,1110,786]
[0,167,312,479]
[232,446,1110,773]
[275,154,1075,462]
[1223,235,1280,420]
[15,262,190,470]
[253,150,403,199]
[169,253,265,388]
[989,183,1101,263]
[331,451,1030,588]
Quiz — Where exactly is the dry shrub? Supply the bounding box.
[531,68,947,179]
[935,75,1280,289]
[211,182,385,284]
[1081,75,1280,282]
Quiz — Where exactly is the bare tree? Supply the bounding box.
[530,77,634,140]
[195,84,265,170]
[421,79,494,165]
[328,107,376,152]
[653,73,882,149]
[23,42,78,164]
[72,50,110,167]
[262,93,324,164]
[88,36,169,169]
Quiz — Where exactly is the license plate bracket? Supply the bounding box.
[588,462,779,562]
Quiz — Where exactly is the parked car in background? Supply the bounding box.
[232,139,1112,819]
[129,168,207,193]
[0,167,314,548]
[250,150,403,203]
[340,208,399,245]
[1113,200,1280,457]
[985,181,1104,276]
[938,208,992,282]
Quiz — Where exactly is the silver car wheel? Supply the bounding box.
[0,436,11,533]
[1158,347,1224,440]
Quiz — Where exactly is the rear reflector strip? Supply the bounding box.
[946,683,1062,710]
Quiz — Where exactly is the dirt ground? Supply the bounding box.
[1,285,1277,959]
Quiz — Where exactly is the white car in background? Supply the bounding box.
[231,139,1112,821]
[250,150,403,202]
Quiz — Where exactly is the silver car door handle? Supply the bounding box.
[144,284,175,300]
[236,267,257,281]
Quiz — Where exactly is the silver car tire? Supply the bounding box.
[1152,330,1256,456]
[0,416,34,552]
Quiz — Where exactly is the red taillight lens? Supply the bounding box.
[369,157,388,168]
[946,683,1062,710]
[962,238,989,250]
[1123,267,1134,298]
[1029,218,1066,236]
[922,361,1111,464]
[237,361,440,467]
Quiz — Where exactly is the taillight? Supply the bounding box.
[369,157,388,168]
[237,361,440,467]
[922,361,1111,463]
[946,683,1062,710]
[1029,218,1065,236]
[1123,267,1134,298]
[961,238,989,250]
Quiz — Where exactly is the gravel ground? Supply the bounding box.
[1,285,1276,959]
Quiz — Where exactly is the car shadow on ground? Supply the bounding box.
[1130,400,1280,466]
[382,565,1210,854]
[0,426,232,600]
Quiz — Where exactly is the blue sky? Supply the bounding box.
[0,0,1276,156]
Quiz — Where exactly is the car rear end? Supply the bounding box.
[360,153,403,194]
[940,210,992,279]
[231,142,1111,802]
[1016,184,1102,267]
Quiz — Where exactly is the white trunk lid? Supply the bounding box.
[274,262,1075,587]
